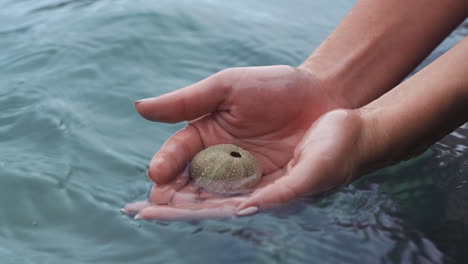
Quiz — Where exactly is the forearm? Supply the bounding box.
[300,0,468,109]
[359,37,468,172]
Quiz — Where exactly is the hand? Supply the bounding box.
[123,66,359,220]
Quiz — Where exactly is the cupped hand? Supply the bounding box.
[123,66,363,220]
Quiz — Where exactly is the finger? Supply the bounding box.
[170,182,201,205]
[171,184,231,204]
[135,205,235,221]
[236,181,298,215]
[134,198,244,221]
[236,152,332,213]
[121,200,152,216]
[149,171,190,204]
[134,70,234,123]
[199,190,223,200]
[148,125,202,184]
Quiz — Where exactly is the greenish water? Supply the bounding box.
[1,0,467,263]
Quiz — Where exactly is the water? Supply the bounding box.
[0,0,467,263]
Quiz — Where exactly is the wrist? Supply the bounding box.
[356,38,468,173]
[296,63,356,111]
[354,107,389,173]
[342,107,402,177]
[298,0,467,111]
[299,40,408,110]
[337,108,386,179]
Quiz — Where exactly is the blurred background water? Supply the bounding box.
[0,0,467,263]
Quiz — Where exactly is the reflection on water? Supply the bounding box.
[0,0,467,263]
[430,124,468,262]
[358,123,468,263]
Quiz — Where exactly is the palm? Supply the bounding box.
[123,66,349,220]
[188,66,331,174]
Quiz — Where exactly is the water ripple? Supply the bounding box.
[1,1,466,263]
[30,0,98,13]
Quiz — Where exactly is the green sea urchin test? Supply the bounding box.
[190,144,262,194]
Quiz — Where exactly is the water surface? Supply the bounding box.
[1,0,467,263]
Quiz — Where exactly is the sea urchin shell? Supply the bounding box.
[190,144,262,195]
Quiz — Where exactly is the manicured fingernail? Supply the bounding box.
[120,208,127,214]
[134,98,153,104]
[236,206,258,216]
[134,213,142,219]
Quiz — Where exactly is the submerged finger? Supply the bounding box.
[149,169,191,205]
[170,182,202,205]
[134,198,244,221]
[121,200,152,216]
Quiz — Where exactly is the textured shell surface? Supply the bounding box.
[190,144,263,195]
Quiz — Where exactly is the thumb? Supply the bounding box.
[235,159,321,214]
[134,70,234,123]
[236,157,344,215]
[236,110,362,214]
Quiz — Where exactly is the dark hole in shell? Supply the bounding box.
[230,151,242,158]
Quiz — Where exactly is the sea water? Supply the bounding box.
[1,0,467,263]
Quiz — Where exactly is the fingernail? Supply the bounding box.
[120,208,127,214]
[236,206,258,216]
[134,213,142,219]
[134,98,153,104]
